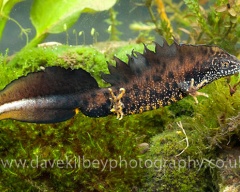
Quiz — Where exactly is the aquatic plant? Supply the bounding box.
[0,0,116,64]
[0,0,23,40]
[131,0,240,54]
[105,8,122,41]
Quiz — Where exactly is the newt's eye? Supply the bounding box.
[221,61,230,69]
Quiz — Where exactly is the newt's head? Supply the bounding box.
[201,48,240,82]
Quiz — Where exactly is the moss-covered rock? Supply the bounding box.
[139,75,240,191]
[139,127,217,191]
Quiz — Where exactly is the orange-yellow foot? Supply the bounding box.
[187,78,209,104]
[108,88,125,120]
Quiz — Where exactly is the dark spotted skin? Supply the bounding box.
[0,39,240,123]
[80,40,240,118]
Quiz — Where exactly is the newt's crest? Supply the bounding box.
[103,40,240,88]
[0,39,240,123]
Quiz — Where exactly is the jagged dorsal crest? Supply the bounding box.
[101,39,231,86]
[155,39,178,57]
[101,40,180,86]
[101,57,135,86]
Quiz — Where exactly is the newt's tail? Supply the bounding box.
[0,67,99,123]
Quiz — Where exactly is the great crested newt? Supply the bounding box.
[0,39,239,123]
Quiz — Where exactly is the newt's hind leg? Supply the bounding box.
[108,88,125,120]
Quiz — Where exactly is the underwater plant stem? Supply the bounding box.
[72,29,78,45]
[223,22,234,39]
[146,4,163,35]
[108,8,121,41]
[66,31,69,45]
[197,31,203,42]
[0,13,8,41]
[165,0,181,15]
[164,1,187,26]
[8,17,30,45]
[0,13,30,44]
[147,6,157,24]
[155,0,173,33]
[175,121,189,157]
[23,34,48,50]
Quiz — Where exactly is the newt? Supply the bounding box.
[0,39,239,123]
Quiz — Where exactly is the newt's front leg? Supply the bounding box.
[178,78,209,104]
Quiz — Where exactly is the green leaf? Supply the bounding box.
[0,0,23,41]
[8,0,116,65]
[30,0,117,37]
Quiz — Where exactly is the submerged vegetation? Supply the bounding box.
[0,0,240,191]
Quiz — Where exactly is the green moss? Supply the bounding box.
[139,75,240,191]
[139,128,217,191]
[9,45,110,87]
[0,109,169,191]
